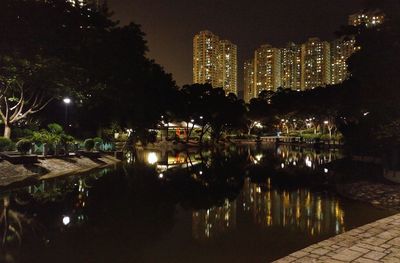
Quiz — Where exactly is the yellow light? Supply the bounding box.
[147,152,158,165]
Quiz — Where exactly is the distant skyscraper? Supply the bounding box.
[193,31,238,95]
[280,42,302,90]
[193,30,220,88]
[348,10,384,27]
[243,59,255,102]
[330,38,356,85]
[254,44,281,94]
[218,40,238,95]
[301,38,331,90]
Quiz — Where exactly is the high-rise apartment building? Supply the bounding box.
[301,38,331,90]
[330,38,356,85]
[348,10,384,27]
[243,59,255,102]
[254,44,281,94]
[280,42,302,90]
[218,40,238,95]
[193,31,221,89]
[193,31,238,95]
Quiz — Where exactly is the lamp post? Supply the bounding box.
[63,98,71,127]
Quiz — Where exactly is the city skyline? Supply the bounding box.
[107,0,365,89]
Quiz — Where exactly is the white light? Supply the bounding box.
[363,112,370,116]
[159,173,164,179]
[62,216,70,226]
[147,152,158,165]
[191,119,195,123]
[199,171,203,175]
[63,98,71,104]
[281,163,285,168]
[200,116,203,119]
[324,168,329,174]
[324,121,329,125]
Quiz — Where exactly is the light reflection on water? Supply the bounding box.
[193,178,345,241]
[0,145,394,263]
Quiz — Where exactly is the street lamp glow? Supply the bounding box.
[63,98,71,104]
[147,152,158,165]
[200,116,203,120]
[324,121,329,125]
[62,216,70,226]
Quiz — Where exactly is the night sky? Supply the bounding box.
[107,0,364,89]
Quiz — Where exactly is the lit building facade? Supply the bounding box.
[218,40,238,95]
[330,38,356,85]
[243,59,255,102]
[301,38,331,90]
[348,10,384,27]
[254,44,281,94]
[193,31,238,95]
[280,42,302,90]
[193,31,221,89]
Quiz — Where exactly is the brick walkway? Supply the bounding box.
[274,213,400,262]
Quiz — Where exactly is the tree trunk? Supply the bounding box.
[3,124,11,139]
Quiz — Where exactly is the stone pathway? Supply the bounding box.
[274,213,400,262]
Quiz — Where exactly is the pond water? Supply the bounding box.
[0,145,394,263]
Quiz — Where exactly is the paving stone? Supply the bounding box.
[363,251,388,260]
[377,231,399,240]
[349,245,370,254]
[310,248,330,256]
[381,244,392,249]
[331,248,363,261]
[290,251,309,258]
[358,243,386,252]
[362,237,388,246]
[354,257,381,263]
[388,237,400,246]
[382,255,400,263]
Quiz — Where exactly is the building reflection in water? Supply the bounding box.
[241,178,345,236]
[192,199,237,240]
[192,178,345,240]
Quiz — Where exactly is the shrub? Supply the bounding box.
[93,137,103,145]
[0,137,13,152]
[84,139,95,151]
[47,123,64,134]
[93,137,103,151]
[16,139,32,155]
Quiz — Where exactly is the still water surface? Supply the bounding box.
[0,145,393,263]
